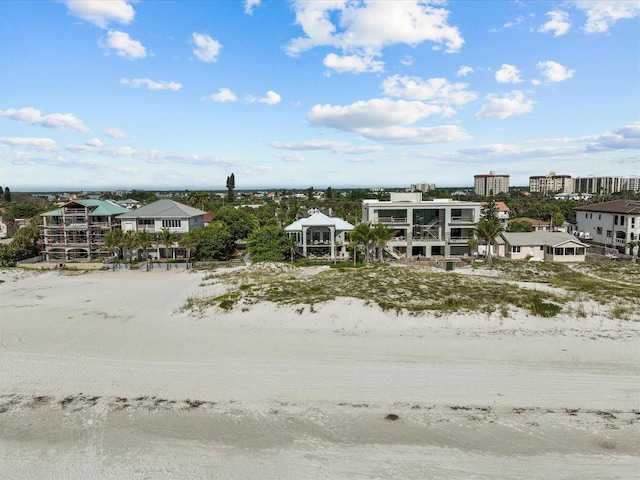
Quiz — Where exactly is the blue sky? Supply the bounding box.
[1,0,638,191]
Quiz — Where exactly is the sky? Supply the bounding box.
[0,0,639,192]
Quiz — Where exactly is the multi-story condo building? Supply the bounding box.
[573,175,630,195]
[574,200,640,254]
[362,192,482,259]
[40,199,129,262]
[474,171,509,196]
[622,175,639,193]
[529,172,573,194]
[410,181,436,193]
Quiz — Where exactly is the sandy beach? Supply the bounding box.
[1,265,638,479]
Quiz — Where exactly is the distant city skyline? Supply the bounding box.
[1,1,638,191]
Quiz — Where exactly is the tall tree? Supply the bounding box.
[103,229,124,269]
[179,229,202,268]
[4,187,11,202]
[475,219,503,263]
[246,226,290,262]
[135,230,154,270]
[351,222,375,264]
[226,173,235,201]
[122,230,138,265]
[372,223,395,263]
[158,227,177,269]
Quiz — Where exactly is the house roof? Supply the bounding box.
[41,199,129,217]
[574,200,640,215]
[284,212,354,232]
[481,201,510,212]
[116,199,206,219]
[512,217,550,227]
[499,232,588,248]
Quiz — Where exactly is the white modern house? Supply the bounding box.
[117,199,206,234]
[284,211,354,260]
[493,232,588,262]
[574,200,640,254]
[361,192,482,259]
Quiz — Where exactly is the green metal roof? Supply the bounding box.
[41,199,129,216]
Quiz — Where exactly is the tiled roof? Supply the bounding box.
[574,200,640,214]
[116,199,206,219]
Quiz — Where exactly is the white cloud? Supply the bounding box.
[105,127,132,138]
[192,32,222,63]
[0,107,90,132]
[276,153,305,163]
[271,139,350,151]
[356,125,472,144]
[537,61,575,83]
[495,64,522,83]
[582,122,640,150]
[381,75,477,105]
[207,88,237,103]
[457,65,473,77]
[476,91,535,119]
[272,139,385,154]
[308,98,449,131]
[286,1,464,72]
[120,77,182,91]
[100,30,146,60]
[63,0,135,28]
[85,137,103,148]
[538,10,571,37]
[244,0,261,15]
[323,53,384,73]
[571,1,640,33]
[0,137,59,152]
[258,91,281,105]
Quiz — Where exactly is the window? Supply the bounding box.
[620,215,625,225]
[511,246,521,253]
[539,246,544,251]
[565,247,575,255]
[614,215,618,226]
[162,219,181,228]
[137,218,153,227]
[598,214,601,220]
[589,213,592,219]
[596,227,602,235]
[554,248,563,255]
[606,230,612,237]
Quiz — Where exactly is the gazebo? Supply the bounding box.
[284,212,354,260]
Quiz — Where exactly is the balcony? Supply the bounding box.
[446,235,474,244]
[449,216,475,224]
[377,216,408,225]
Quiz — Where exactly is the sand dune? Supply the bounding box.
[1,267,638,479]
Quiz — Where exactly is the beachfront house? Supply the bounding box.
[40,199,130,262]
[284,211,354,260]
[117,199,207,260]
[493,232,587,262]
[361,192,482,259]
[117,199,206,235]
[574,200,640,255]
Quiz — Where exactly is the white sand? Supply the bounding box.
[1,266,639,479]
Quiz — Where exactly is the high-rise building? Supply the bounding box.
[529,172,573,194]
[410,181,436,193]
[474,171,509,196]
[573,176,625,195]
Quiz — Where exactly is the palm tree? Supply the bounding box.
[158,227,176,270]
[103,229,123,269]
[467,238,479,265]
[475,219,503,263]
[372,223,395,263]
[351,222,375,264]
[122,230,137,266]
[179,230,200,269]
[136,231,154,271]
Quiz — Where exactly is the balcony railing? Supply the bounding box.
[377,216,408,224]
[450,216,475,224]
[446,235,474,244]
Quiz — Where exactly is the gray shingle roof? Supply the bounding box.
[500,232,588,248]
[574,200,640,215]
[117,199,206,219]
